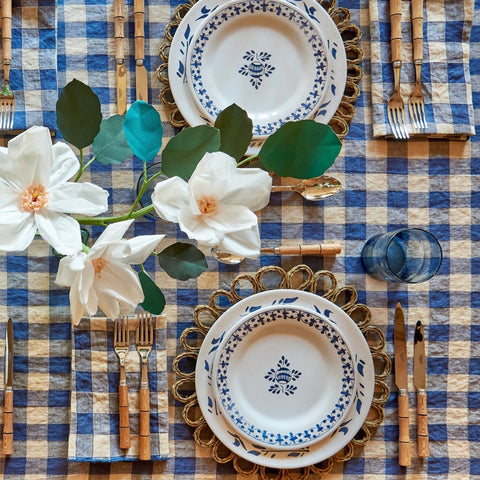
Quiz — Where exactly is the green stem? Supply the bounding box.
[129,165,164,215]
[237,154,259,167]
[75,204,155,226]
[73,151,96,182]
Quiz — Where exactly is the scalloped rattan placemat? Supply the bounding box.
[156,0,363,141]
[172,265,391,479]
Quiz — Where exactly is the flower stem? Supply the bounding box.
[75,204,155,226]
[73,150,96,182]
[237,154,259,168]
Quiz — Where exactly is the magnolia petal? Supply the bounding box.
[0,184,20,209]
[104,234,165,264]
[56,253,88,286]
[192,151,237,178]
[178,206,221,246]
[49,142,81,187]
[35,210,82,255]
[96,290,121,320]
[0,210,37,252]
[88,220,134,257]
[217,224,261,259]
[204,204,258,233]
[48,181,109,215]
[151,176,188,223]
[70,288,88,325]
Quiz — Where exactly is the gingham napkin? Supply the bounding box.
[68,316,170,462]
[369,0,476,138]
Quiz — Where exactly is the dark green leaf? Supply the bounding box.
[123,101,163,162]
[214,103,252,160]
[258,120,342,179]
[92,115,133,165]
[56,79,102,149]
[162,125,221,180]
[157,242,208,280]
[138,270,166,314]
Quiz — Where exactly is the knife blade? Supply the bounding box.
[114,0,127,114]
[394,302,411,466]
[414,320,429,457]
[3,318,13,455]
[134,0,148,101]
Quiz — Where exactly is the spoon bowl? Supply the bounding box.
[270,175,342,201]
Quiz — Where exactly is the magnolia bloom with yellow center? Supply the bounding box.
[55,219,165,325]
[151,151,272,259]
[0,126,109,255]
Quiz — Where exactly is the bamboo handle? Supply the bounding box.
[138,387,151,460]
[390,0,403,65]
[411,0,424,63]
[118,383,130,450]
[398,392,411,466]
[134,0,145,62]
[273,244,342,256]
[1,0,12,84]
[3,388,13,455]
[113,0,125,62]
[417,390,429,457]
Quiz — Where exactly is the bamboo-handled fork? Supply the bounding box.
[114,316,131,450]
[0,0,14,130]
[387,0,409,139]
[408,0,427,130]
[136,312,153,461]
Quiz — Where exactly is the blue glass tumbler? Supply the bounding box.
[361,228,443,283]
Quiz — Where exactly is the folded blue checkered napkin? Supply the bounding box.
[68,316,170,462]
[369,0,476,138]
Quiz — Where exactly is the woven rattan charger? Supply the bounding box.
[172,265,391,479]
[156,0,363,140]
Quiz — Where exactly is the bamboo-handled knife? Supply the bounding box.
[3,318,13,455]
[394,303,411,466]
[134,0,148,101]
[414,320,429,457]
[114,0,127,114]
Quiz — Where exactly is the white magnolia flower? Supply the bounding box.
[56,219,165,325]
[0,126,109,255]
[151,151,272,258]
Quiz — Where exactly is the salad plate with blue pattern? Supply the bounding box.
[195,289,374,469]
[186,0,329,138]
[168,0,347,153]
[211,304,356,450]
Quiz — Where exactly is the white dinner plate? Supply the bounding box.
[186,0,329,138]
[211,304,356,449]
[169,0,347,154]
[195,289,375,469]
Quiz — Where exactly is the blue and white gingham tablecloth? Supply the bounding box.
[0,0,479,478]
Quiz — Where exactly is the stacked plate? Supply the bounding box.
[168,0,347,153]
[195,289,375,469]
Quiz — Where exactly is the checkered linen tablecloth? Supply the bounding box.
[0,0,479,478]
[370,0,476,138]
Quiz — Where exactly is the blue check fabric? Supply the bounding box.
[370,0,476,138]
[68,316,169,462]
[0,0,479,478]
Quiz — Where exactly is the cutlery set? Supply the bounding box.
[387,0,426,138]
[394,303,429,466]
[0,0,14,130]
[113,313,154,460]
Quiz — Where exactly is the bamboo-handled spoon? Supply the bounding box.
[270,175,342,201]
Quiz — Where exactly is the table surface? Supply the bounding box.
[0,0,479,478]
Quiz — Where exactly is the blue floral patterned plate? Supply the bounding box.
[211,304,355,449]
[186,0,329,138]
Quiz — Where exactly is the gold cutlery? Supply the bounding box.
[414,320,429,457]
[0,0,14,130]
[114,316,131,450]
[3,318,13,455]
[114,0,127,114]
[134,0,148,101]
[408,0,427,130]
[136,312,153,460]
[394,302,411,466]
[387,0,409,139]
[271,175,343,201]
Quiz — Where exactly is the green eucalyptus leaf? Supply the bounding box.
[214,103,252,160]
[157,242,208,281]
[123,101,163,162]
[92,115,133,165]
[138,270,166,314]
[56,79,102,149]
[162,125,221,180]
[258,120,342,179]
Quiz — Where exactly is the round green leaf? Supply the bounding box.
[157,242,208,280]
[138,270,166,314]
[56,79,102,149]
[214,103,252,160]
[162,125,221,180]
[258,120,342,179]
[92,115,133,165]
[123,101,163,162]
